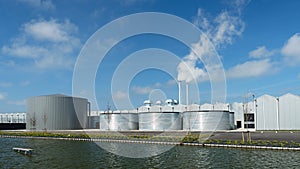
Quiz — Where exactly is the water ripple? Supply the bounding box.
[1,138,299,168]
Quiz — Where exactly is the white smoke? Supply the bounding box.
[177,0,248,83]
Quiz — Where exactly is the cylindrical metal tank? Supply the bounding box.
[26,94,89,130]
[138,112,182,131]
[100,113,138,131]
[183,111,230,131]
[88,116,100,129]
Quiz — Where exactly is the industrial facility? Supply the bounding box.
[1,92,299,132]
[90,93,300,131]
[26,94,90,130]
[232,93,300,130]
[0,112,26,130]
[91,99,234,131]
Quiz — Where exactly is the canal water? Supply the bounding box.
[0,137,299,168]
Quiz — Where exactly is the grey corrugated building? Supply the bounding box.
[26,94,89,130]
[232,93,300,130]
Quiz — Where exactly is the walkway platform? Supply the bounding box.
[13,147,33,155]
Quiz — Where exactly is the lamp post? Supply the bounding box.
[255,98,257,130]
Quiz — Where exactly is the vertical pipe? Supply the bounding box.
[252,94,255,130]
[263,97,265,130]
[255,98,257,131]
[242,104,244,129]
[252,95,255,113]
[186,82,189,105]
[178,81,181,105]
[87,102,91,129]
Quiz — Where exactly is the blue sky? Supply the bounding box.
[1,0,300,112]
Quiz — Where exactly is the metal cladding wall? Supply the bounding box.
[229,112,235,129]
[26,94,88,130]
[256,94,277,130]
[138,112,182,131]
[99,113,138,131]
[279,93,300,130]
[231,102,243,127]
[182,111,230,131]
[89,116,100,129]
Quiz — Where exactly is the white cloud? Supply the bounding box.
[213,11,245,46]
[177,52,208,83]
[19,0,55,10]
[0,60,15,67]
[113,91,128,99]
[20,80,30,86]
[34,53,75,69]
[0,92,7,100]
[7,99,26,106]
[0,82,12,88]
[131,86,153,95]
[178,0,247,83]
[2,44,48,59]
[281,33,300,65]
[226,59,274,78]
[154,82,161,87]
[249,46,275,59]
[193,2,245,48]
[132,80,177,96]
[2,19,80,70]
[23,19,76,42]
[167,79,177,86]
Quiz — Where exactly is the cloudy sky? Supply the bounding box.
[1,0,300,111]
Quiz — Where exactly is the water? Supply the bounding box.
[0,137,299,168]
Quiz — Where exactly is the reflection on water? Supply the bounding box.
[0,138,299,168]
[97,142,174,158]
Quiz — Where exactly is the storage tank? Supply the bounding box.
[99,113,138,131]
[138,112,182,131]
[229,112,235,129]
[26,94,89,130]
[89,116,100,129]
[182,111,230,131]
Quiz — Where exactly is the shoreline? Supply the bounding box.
[1,134,300,151]
[1,130,300,151]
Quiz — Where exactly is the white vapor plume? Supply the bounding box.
[177,0,248,83]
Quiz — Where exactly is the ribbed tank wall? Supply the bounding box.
[26,95,88,130]
[99,113,138,131]
[182,111,230,131]
[89,116,100,129]
[229,112,235,129]
[138,112,182,131]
